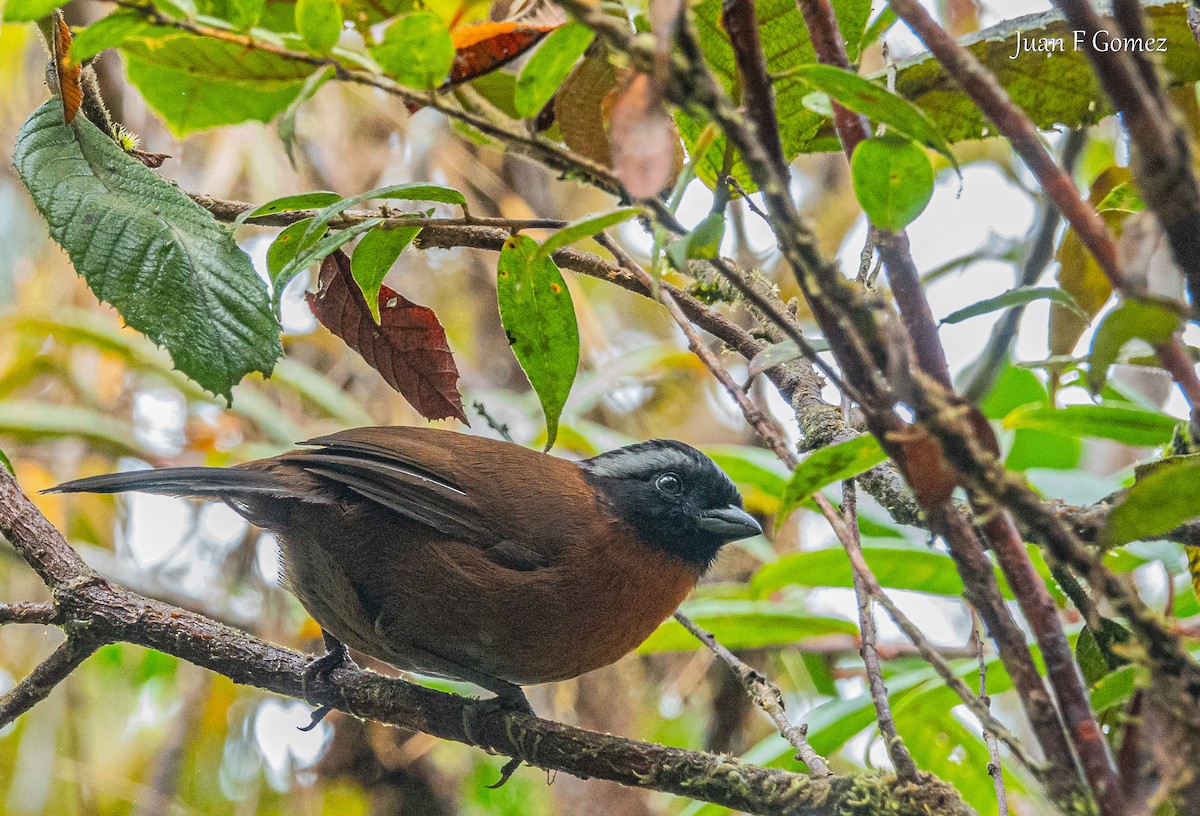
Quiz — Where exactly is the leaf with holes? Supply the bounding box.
[497,234,579,450]
[306,250,467,423]
[13,100,281,400]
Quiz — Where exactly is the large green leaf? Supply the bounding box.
[70,10,157,62]
[2,0,58,21]
[638,600,857,652]
[777,435,887,522]
[120,31,312,135]
[1003,403,1179,447]
[295,0,342,52]
[1106,455,1200,545]
[13,100,281,400]
[750,545,1015,600]
[496,234,580,450]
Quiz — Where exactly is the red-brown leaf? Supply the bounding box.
[306,250,468,423]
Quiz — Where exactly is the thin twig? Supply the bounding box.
[836,480,918,781]
[0,637,102,728]
[471,401,514,443]
[0,601,58,625]
[672,612,833,776]
[974,611,1010,816]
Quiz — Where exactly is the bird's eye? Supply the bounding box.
[655,472,683,495]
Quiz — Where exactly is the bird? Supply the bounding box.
[48,427,762,713]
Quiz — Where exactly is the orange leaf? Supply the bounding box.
[446,21,557,86]
[52,12,82,124]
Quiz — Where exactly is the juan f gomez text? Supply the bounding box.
[1011,29,1168,59]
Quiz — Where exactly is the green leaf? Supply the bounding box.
[1087,299,1181,392]
[2,0,58,22]
[1090,665,1138,712]
[497,234,580,450]
[1003,403,1180,447]
[70,10,155,62]
[1006,429,1082,471]
[1106,455,1200,545]
[274,217,382,311]
[266,218,315,288]
[778,435,888,523]
[119,31,312,136]
[305,182,465,242]
[638,600,858,652]
[235,190,342,229]
[979,362,1046,420]
[13,100,281,400]
[703,445,791,499]
[295,0,341,52]
[514,22,594,118]
[371,11,455,89]
[941,286,1086,326]
[351,224,422,323]
[856,6,897,59]
[665,212,725,270]
[0,447,13,475]
[889,2,1200,146]
[278,66,336,165]
[533,207,641,263]
[1096,181,1145,212]
[751,546,1016,600]
[790,64,955,164]
[850,135,934,231]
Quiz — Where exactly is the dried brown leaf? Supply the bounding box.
[306,250,467,423]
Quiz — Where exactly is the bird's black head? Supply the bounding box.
[579,440,761,570]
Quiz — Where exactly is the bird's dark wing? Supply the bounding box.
[277,434,554,570]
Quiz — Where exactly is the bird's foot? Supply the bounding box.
[299,632,357,732]
[468,687,534,787]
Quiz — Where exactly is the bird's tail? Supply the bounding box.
[46,467,295,501]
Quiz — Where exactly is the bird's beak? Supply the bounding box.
[697,505,762,542]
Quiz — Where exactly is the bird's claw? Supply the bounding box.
[299,633,356,730]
